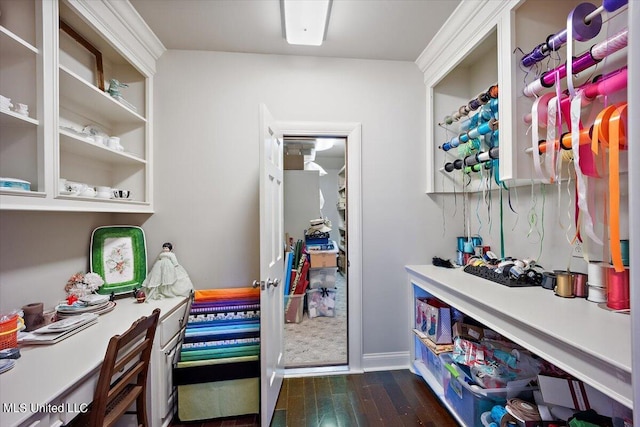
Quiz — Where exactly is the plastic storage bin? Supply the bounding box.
[441,353,537,427]
[308,267,337,289]
[420,346,446,386]
[284,294,304,323]
[307,288,336,318]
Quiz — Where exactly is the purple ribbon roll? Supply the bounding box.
[568,3,602,41]
[520,2,602,68]
[603,0,627,12]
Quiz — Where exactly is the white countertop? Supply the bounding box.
[406,264,632,409]
[0,297,187,427]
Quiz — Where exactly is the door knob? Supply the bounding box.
[266,278,280,288]
[252,280,263,289]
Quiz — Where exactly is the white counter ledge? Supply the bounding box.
[0,296,187,427]
[406,264,632,409]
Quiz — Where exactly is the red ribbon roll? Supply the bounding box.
[606,266,629,310]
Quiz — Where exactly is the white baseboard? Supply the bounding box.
[362,351,410,372]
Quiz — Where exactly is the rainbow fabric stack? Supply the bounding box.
[174,287,260,421]
[179,288,260,361]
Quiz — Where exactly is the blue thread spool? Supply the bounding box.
[456,250,464,266]
[471,236,482,247]
[457,236,467,252]
[463,241,474,254]
[491,405,508,424]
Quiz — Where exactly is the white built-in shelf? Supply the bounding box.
[59,65,146,125]
[0,189,46,198]
[59,129,146,165]
[0,25,38,55]
[0,109,39,127]
[406,264,632,409]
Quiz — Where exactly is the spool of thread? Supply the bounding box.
[457,236,468,252]
[471,236,483,247]
[463,252,472,265]
[572,272,588,298]
[587,261,606,287]
[463,241,475,254]
[554,272,574,298]
[587,284,607,303]
[620,239,629,266]
[457,250,464,266]
[506,398,541,422]
[607,266,630,310]
[541,271,557,290]
[22,302,44,332]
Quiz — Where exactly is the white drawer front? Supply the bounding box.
[159,300,188,348]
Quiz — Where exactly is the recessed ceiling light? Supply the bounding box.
[281,0,332,46]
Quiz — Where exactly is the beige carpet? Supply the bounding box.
[284,272,347,367]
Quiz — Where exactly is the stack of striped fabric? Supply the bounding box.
[174,287,260,421]
[180,288,260,361]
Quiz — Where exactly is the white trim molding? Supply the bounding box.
[362,352,410,372]
[279,120,363,373]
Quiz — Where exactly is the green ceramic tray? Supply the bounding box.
[90,226,147,295]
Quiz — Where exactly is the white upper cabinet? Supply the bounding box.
[419,0,629,192]
[0,0,164,212]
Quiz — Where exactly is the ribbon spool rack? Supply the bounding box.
[519,0,629,274]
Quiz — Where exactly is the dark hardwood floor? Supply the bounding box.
[170,369,459,427]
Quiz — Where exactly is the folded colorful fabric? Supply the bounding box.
[195,287,260,303]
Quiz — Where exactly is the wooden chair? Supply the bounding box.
[73,308,161,427]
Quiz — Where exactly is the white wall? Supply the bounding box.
[283,170,321,243]
[141,50,434,356]
[0,49,597,362]
[0,211,119,311]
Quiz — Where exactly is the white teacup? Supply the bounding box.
[66,181,87,195]
[108,137,120,150]
[79,187,96,198]
[14,103,28,115]
[96,186,112,199]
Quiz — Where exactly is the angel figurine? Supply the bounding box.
[141,242,193,300]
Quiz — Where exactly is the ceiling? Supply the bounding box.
[129,0,461,62]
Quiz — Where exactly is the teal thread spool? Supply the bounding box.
[620,240,629,266]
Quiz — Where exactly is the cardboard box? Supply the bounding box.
[309,251,337,268]
[537,375,620,418]
[452,322,484,342]
[284,153,304,170]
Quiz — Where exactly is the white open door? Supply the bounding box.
[258,104,285,426]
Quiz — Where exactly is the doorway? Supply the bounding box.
[283,136,347,368]
[278,120,363,375]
